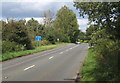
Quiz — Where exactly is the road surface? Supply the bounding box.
[2,43,88,81]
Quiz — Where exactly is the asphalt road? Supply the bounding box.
[2,43,88,81]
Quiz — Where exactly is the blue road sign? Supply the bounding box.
[36,36,42,41]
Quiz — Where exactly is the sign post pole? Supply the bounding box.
[35,36,42,47]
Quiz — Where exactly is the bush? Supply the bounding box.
[40,40,51,45]
[2,22,33,50]
[2,41,25,53]
[60,34,70,43]
[32,40,50,47]
[79,40,83,43]
[78,40,88,43]
[94,39,120,81]
[83,40,89,43]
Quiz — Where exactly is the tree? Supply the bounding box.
[54,5,79,43]
[43,10,57,43]
[74,2,120,81]
[74,2,120,40]
[44,10,54,27]
[2,20,33,50]
[37,24,45,38]
[26,18,39,41]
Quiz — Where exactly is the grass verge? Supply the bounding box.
[1,43,71,61]
[80,48,97,81]
[80,48,119,82]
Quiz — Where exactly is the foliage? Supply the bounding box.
[2,20,33,50]
[26,18,40,41]
[83,40,89,43]
[44,10,54,27]
[32,40,50,47]
[44,26,57,44]
[94,39,120,81]
[78,31,90,42]
[74,2,120,40]
[54,5,80,43]
[2,41,25,53]
[43,10,58,44]
[78,40,88,43]
[81,49,97,81]
[81,48,119,81]
[74,2,120,81]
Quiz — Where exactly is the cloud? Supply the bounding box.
[77,18,89,32]
[0,2,2,18]
[2,2,79,18]
[77,19,88,25]
[2,0,73,2]
[25,17,45,24]
[20,2,53,11]
[2,2,55,18]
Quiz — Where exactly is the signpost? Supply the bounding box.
[36,36,42,41]
[35,36,42,47]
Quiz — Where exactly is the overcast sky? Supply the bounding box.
[1,1,89,32]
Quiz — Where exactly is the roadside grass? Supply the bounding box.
[80,48,119,82]
[80,48,98,81]
[1,43,72,61]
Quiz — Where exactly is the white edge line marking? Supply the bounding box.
[24,65,35,71]
[49,56,54,59]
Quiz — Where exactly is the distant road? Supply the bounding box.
[2,43,88,81]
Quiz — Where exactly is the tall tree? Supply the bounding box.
[74,2,120,40]
[44,10,54,27]
[54,5,79,43]
[43,10,57,43]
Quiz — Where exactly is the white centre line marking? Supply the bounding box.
[4,76,8,79]
[70,48,73,49]
[49,56,54,59]
[2,45,70,70]
[66,49,69,51]
[59,52,63,54]
[24,65,35,71]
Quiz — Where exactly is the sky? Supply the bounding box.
[1,1,89,32]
